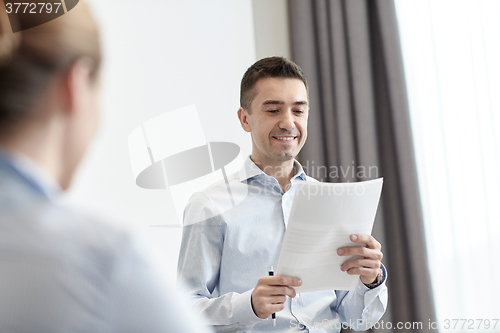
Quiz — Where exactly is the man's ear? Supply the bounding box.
[238,107,252,133]
[60,57,95,116]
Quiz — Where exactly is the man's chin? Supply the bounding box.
[272,152,297,162]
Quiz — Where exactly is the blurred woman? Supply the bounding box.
[0,1,211,332]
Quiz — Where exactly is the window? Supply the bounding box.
[395,0,500,331]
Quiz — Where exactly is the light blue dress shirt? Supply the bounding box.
[178,156,388,332]
[0,148,213,333]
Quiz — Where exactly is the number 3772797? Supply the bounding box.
[5,2,62,14]
[443,319,499,330]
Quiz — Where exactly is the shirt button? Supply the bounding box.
[295,293,300,298]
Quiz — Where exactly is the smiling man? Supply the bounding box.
[238,76,307,192]
[177,57,388,332]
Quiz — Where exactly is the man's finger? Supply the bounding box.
[260,295,288,305]
[337,246,383,260]
[345,266,376,277]
[340,258,380,272]
[349,234,381,249]
[261,275,302,287]
[267,303,286,313]
[268,285,297,298]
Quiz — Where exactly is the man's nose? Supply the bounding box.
[278,110,295,131]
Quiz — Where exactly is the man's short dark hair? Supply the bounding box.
[240,56,308,112]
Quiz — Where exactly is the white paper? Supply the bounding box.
[276,178,383,292]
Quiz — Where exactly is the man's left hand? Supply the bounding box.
[337,234,383,285]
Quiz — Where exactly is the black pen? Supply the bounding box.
[269,266,276,327]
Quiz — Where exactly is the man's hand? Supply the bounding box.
[251,275,302,319]
[337,234,383,285]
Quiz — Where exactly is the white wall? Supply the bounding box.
[252,0,291,59]
[67,0,256,273]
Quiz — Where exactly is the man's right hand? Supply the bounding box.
[250,275,302,319]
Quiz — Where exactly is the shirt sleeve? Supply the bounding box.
[177,192,264,332]
[107,232,214,333]
[332,264,388,331]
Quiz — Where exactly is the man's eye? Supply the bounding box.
[294,110,304,114]
[267,110,278,113]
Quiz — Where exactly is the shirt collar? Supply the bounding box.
[0,147,62,201]
[292,160,307,181]
[238,155,307,182]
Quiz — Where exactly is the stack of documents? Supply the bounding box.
[276,178,383,292]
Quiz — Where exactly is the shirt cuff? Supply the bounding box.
[232,289,265,327]
[356,263,387,295]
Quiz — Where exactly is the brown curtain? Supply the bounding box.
[288,0,436,332]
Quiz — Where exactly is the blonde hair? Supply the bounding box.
[0,0,101,130]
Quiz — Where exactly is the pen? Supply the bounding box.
[269,266,276,327]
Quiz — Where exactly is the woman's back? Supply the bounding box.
[0,2,211,332]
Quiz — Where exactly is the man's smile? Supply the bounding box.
[273,136,298,141]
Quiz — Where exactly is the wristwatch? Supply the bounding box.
[364,268,383,289]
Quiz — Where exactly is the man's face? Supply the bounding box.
[238,77,308,166]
